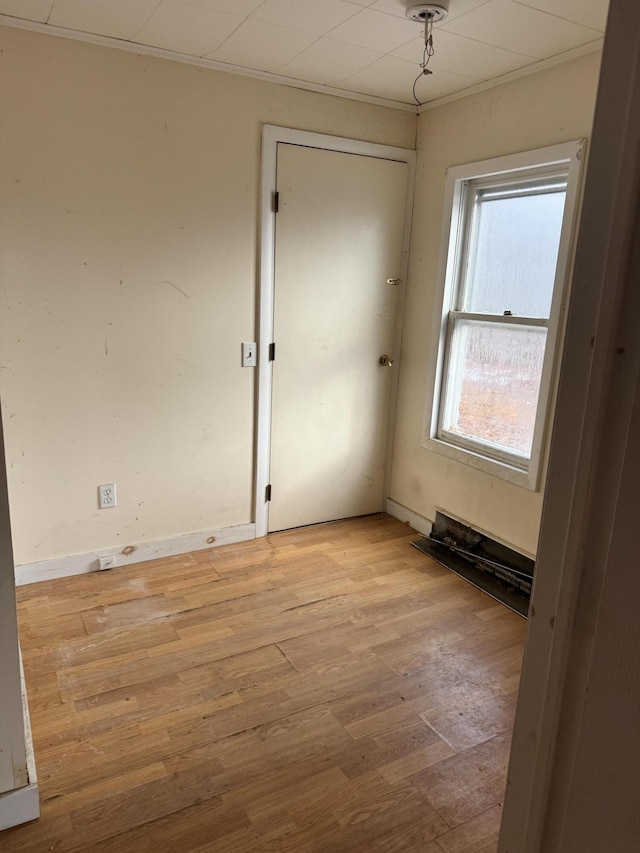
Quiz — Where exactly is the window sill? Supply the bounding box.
[421,436,540,491]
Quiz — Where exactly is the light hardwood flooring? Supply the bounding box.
[7,514,526,852]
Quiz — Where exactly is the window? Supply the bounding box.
[424,141,585,490]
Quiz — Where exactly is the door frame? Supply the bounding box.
[255,125,416,537]
[499,1,640,849]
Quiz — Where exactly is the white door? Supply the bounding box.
[268,143,408,532]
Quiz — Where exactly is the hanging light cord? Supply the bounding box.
[412,14,435,108]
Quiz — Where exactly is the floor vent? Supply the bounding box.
[411,511,533,617]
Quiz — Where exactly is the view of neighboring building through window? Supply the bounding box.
[424,142,584,489]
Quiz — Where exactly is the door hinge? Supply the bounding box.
[265,484,272,502]
[273,191,279,213]
[269,342,276,361]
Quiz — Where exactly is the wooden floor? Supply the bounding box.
[7,514,525,852]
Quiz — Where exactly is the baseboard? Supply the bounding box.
[15,522,256,586]
[386,498,433,538]
[0,780,39,832]
[0,654,40,831]
[21,650,38,797]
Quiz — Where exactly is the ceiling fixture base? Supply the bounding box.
[404,2,450,23]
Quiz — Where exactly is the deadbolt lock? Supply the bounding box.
[379,354,394,367]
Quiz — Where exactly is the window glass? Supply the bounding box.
[462,183,567,318]
[441,320,547,458]
[425,142,583,487]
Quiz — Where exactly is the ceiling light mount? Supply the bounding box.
[404,1,449,23]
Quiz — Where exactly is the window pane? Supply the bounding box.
[441,320,547,459]
[463,186,566,318]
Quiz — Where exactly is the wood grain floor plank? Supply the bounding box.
[411,734,512,827]
[5,514,525,852]
[419,685,518,752]
[74,798,252,853]
[434,804,504,853]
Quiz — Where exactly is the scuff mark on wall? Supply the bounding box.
[153,280,189,299]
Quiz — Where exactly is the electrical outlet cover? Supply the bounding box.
[98,483,117,509]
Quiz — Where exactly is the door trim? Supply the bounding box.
[255,126,416,538]
[499,1,640,849]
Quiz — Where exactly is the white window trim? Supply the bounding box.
[422,140,586,491]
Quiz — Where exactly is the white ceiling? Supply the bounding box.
[0,0,609,109]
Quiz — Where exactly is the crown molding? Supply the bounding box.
[0,15,417,114]
[418,39,604,112]
[0,16,604,119]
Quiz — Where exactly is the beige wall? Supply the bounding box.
[390,52,601,556]
[0,24,603,567]
[0,26,414,570]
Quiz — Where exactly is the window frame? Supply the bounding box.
[422,141,586,490]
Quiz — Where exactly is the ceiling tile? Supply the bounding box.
[330,8,419,52]
[207,19,316,71]
[275,38,381,84]
[178,0,263,14]
[390,33,428,62]
[0,0,52,22]
[251,0,359,36]
[394,29,535,78]
[366,0,406,13]
[343,0,377,6]
[370,0,491,21]
[413,67,486,100]
[442,0,602,59]
[48,0,160,40]
[136,0,244,56]
[337,53,482,102]
[511,0,608,32]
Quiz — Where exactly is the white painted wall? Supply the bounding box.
[389,51,602,555]
[0,26,415,574]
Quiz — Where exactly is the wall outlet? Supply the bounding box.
[241,341,257,367]
[98,483,117,509]
[97,555,114,571]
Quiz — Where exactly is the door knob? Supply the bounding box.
[379,354,394,367]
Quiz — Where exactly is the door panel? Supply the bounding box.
[268,143,407,532]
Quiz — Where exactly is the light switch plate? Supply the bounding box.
[242,341,257,367]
